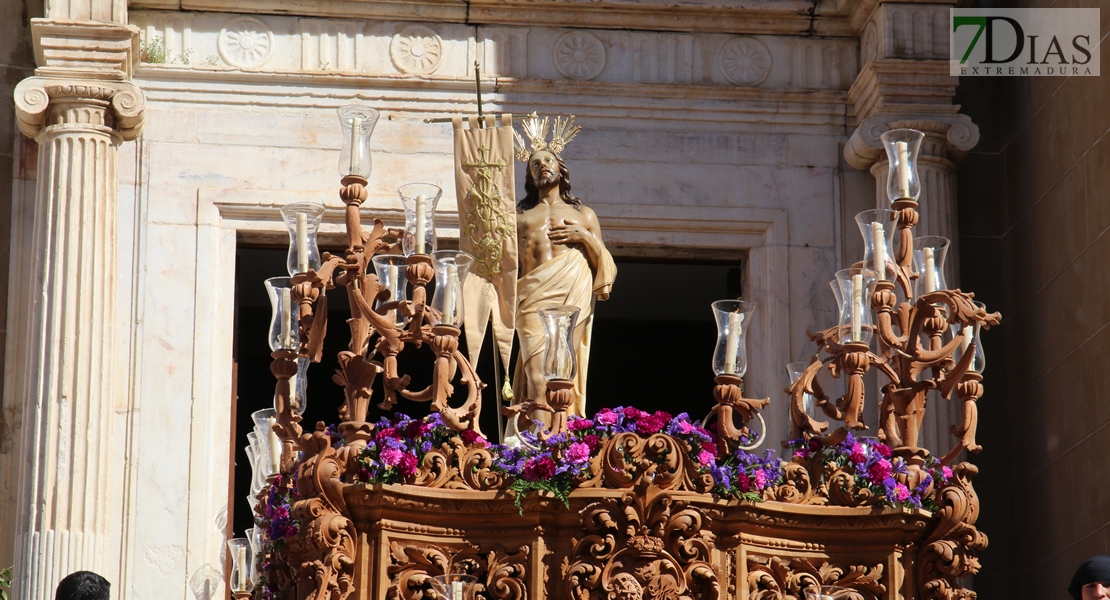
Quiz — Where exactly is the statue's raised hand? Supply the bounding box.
[548,218,592,245]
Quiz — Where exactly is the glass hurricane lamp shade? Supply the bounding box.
[265,277,299,352]
[881,128,924,203]
[337,105,380,178]
[244,432,263,510]
[227,538,254,593]
[246,527,264,586]
[399,183,443,255]
[854,209,899,282]
[539,305,580,382]
[280,201,326,275]
[372,254,410,326]
[950,302,987,373]
[430,251,474,328]
[912,236,950,298]
[832,268,878,345]
[430,574,476,600]
[251,408,282,478]
[284,356,310,415]
[711,300,755,377]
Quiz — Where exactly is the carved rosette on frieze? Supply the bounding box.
[14,77,146,140]
[565,483,721,600]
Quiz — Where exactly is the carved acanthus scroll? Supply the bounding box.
[747,556,886,600]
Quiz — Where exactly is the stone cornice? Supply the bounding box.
[130,0,863,36]
[14,77,146,140]
[847,59,958,127]
[32,19,140,78]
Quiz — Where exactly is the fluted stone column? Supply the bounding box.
[11,19,144,600]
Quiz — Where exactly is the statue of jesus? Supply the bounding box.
[512,120,616,417]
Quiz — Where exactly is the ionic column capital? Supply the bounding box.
[14,77,145,141]
[844,114,980,172]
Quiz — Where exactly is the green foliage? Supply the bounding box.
[0,566,13,600]
[508,478,572,514]
[140,35,166,64]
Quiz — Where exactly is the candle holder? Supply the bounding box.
[854,209,900,285]
[281,201,326,276]
[912,236,950,300]
[372,254,410,327]
[706,299,768,450]
[430,574,476,600]
[227,537,254,594]
[880,128,923,203]
[431,251,474,328]
[710,299,755,377]
[399,183,443,256]
[832,268,878,346]
[338,105,380,178]
[264,277,299,352]
[785,361,823,440]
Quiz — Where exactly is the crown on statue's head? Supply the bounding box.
[513,112,581,162]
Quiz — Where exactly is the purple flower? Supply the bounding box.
[565,442,591,464]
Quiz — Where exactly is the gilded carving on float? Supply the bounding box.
[553,31,606,81]
[219,16,274,68]
[390,24,445,75]
[718,37,772,86]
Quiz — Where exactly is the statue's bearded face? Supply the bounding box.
[529,150,560,187]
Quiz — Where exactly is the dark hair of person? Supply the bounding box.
[56,571,111,600]
[517,152,581,212]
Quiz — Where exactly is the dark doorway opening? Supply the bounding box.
[230,246,745,537]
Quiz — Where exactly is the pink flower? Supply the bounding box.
[676,421,695,435]
[523,456,558,481]
[942,466,953,480]
[737,472,751,492]
[874,443,892,458]
[697,450,715,466]
[376,427,398,440]
[636,415,668,436]
[622,407,644,419]
[850,443,866,464]
[460,429,485,446]
[584,434,601,450]
[754,469,767,489]
[565,442,591,464]
[868,459,893,482]
[894,483,911,502]
[700,441,719,458]
[568,418,594,431]
[399,452,419,477]
[380,448,403,467]
[596,411,619,426]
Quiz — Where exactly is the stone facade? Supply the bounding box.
[0,0,992,597]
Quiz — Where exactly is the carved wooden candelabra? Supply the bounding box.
[246,119,991,600]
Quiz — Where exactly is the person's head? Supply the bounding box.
[56,571,110,600]
[519,150,581,212]
[1070,556,1110,600]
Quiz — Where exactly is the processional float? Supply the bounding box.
[227,96,997,600]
